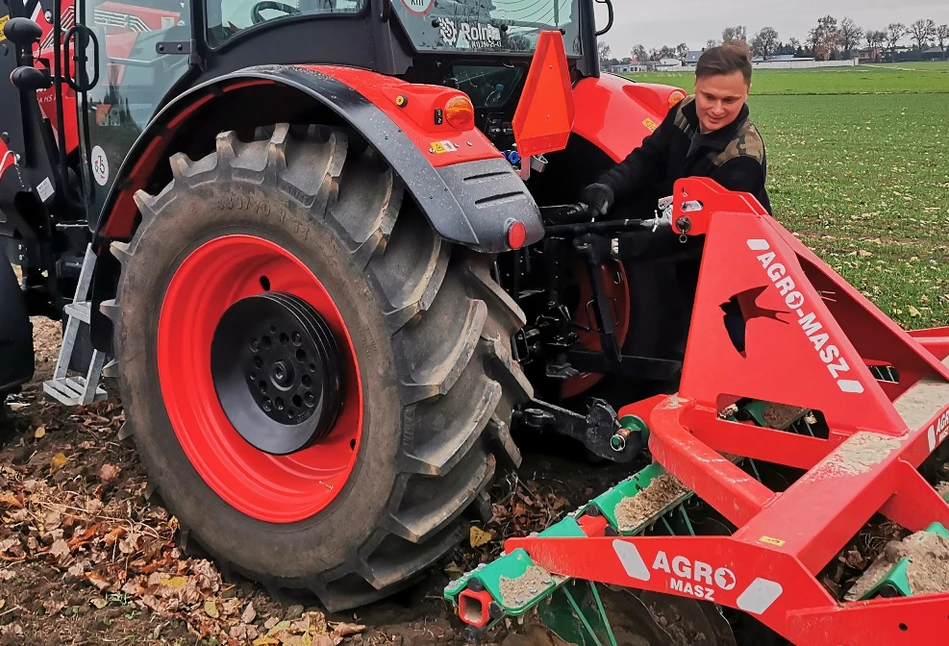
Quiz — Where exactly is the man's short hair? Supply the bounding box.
[696,44,753,85]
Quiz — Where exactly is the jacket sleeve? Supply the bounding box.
[594,103,680,203]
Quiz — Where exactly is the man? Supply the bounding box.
[579,43,771,219]
[572,44,772,375]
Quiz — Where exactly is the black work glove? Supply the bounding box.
[580,183,614,219]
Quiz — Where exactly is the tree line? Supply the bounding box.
[599,16,949,66]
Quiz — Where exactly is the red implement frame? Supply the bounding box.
[507,177,949,645]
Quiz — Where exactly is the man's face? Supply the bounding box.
[694,70,749,133]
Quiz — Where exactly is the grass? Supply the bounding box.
[751,93,949,328]
[623,63,949,329]
[624,61,949,95]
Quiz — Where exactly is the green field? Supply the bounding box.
[624,61,949,95]
[626,64,949,328]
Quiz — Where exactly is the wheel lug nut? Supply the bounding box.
[292,331,303,346]
[262,397,272,412]
[275,397,284,411]
[249,338,259,352]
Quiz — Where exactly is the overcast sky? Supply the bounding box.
[592,1,949,53]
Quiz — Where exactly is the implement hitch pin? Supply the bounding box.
[611,414,648,452]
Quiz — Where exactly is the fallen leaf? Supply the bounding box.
[102,527,125,547]
[469,526,492,548]
[332,622,365,637]
[263,617,279,630]
[86,571,112,591]
[50,539,70,560]
[204,599,219,618]
[0,570,14,582]
[43,599,65,615]
[253,638,280,646]
[33,426,46,439]
[50,453,69,472]
[0,600,5,611]
[98,464,121,482]
[65,562,85,581]
[908,305,921,318]
[7,403,28,411]
[443,561,464,580]
[230,624,260,641]
[90,598,108,609]
[241,601,257,624]
[265,620,293,636]
[0,493,22,509]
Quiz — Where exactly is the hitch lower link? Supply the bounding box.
[513,398,647,463]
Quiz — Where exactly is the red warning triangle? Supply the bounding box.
[512,30,575,158]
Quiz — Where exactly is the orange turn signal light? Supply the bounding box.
[444,95,475,130]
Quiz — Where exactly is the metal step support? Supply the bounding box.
[43,243,107,406]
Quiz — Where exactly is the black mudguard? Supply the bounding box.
[94,65,544,254]
[0,259,34,394]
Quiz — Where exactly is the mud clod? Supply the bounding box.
[497,566,554,608]
[846,528,949,600]
[762,403,807,430]
[614,474,691,532]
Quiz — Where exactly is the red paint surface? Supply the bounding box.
[572,73,687,162]
[303,65,501,168]
[470,177,949,644]
[157,235,363,523]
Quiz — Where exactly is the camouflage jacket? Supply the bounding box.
[596,95,772,215]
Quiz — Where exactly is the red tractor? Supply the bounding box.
[1,0,690,612]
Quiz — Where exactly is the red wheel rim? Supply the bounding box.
[157,235,363,523]
[560,258,631,400]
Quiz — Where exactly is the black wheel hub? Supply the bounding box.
[210,292,343,455]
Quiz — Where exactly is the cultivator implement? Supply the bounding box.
[446,177,949,645]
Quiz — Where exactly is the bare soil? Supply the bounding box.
[816,432,903,478]
[761,403,807,430]
[845,527,949,600]
[613,474,690,532]
[0,317,630,645]
[497,566,555,609]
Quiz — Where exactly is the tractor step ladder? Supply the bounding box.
[43,244,107,406]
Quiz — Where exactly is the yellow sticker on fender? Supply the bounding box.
[642,118,658,132]
[759,535,786,547]
[0,16,9,42]
[430,140,458,154]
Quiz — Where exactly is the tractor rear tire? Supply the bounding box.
[104,124,531,611]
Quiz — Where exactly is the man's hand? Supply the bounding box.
[580,183,615,219]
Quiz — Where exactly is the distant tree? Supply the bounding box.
[675,42,689,59]
[837,17,863,58]
[658,45,676,60]
[751,26,779,59]
[886,22,907,60]
[938,25,949,59]
[909,18,936,51]
[865,29,886,61]
[706,38,718,50]
[721,26,747,45]
[598,41,611,67]
[818,15,839,59]
[787,36,802,57]
[631,44,647,62]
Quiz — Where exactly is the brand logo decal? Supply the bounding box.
[747,239,864,394]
